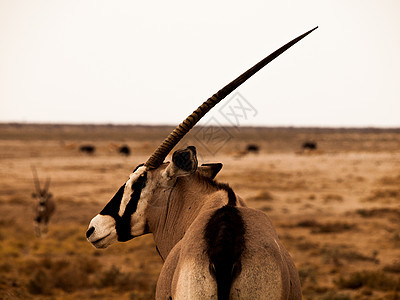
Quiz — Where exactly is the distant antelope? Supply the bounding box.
[302,141,317,151]
[107,143,131,156]
[31,167,56,237]
[87,27,317,299]
[246,144,260,153]
[233,144,260,159]
[79,144,96,154]
[119,144,131,156]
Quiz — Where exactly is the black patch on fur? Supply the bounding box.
[99,171,148,242]
[172,147,197,172]
[100,184,126,217]
[196,173,237,206]
[133,163,144,173]
[204,206,245,300]
[227,188,237,206]
[86,226,95,238]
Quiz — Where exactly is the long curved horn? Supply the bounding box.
[43,178,51,193]
[145,27,318,169]
[31,166,41,193]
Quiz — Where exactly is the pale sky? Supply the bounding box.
[0,0,399,127]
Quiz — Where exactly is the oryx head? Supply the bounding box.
[86,146,212,248]
[31,167,52,207]
[86,27,317,249]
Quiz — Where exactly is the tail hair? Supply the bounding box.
[204,205,245,299]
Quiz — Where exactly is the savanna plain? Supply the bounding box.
[1,124,400,300]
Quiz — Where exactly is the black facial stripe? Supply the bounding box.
[100,184,125,217]
[133,163,144,173]
[117,172,147,241]
[124,172,147,217]
[99,172,148,242]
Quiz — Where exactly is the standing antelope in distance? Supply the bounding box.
[31,167,56,237]
[87,27,318,299]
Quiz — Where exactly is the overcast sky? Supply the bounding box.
[0,0,399,127]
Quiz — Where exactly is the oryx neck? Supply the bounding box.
[148,175,230,259]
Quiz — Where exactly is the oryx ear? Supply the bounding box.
[163,146,198,179]
[198,163,223,179]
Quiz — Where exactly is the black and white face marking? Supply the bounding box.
[33,190,51,213]
[86,165,150,248]
[33,190,50,204]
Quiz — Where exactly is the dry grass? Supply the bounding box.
[384,260,400,274]
[336,270,400,291]
[248,190,274,201]
[1,124,400,299]
[295,220,356,234]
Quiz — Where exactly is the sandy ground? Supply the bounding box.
[1,124,400,299]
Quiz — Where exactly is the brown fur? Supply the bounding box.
[144,165,301,299]
[88,150,301,299]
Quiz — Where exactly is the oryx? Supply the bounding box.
[87,27,317,299]
[31,167,56,237]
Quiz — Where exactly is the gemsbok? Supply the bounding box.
[31,167,56,237]
[87,27,317,299]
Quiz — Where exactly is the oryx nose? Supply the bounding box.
[86,227,95,239]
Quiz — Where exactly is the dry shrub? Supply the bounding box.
[380,174,400,186]
[0,218,15,227]
[0,262,12,273]
[96,265,155,293]
[385,292,400,300]
[295,240,319,251]
[365,189,400,202]
[298,265,337,299]
[7,196,28,205]
[308,194,316,200]
[356,208,400,219]
[28,269,53,295]
[323,194,344,203]
[319,291,351,300]
[336,270,399,291]
[384,260,400,274]
[320,246,379,266]
[25,255,156,296]
[249,190,274,201]
[27,256,99,295]
[297,220,320,228]
[393,232,400,244]
[260,205,272,212]
[298,265,318,286]
[296,220,356,234]
[96,265,126,288]
[54,263,90,292]
[314,222,355,234]
[0,241,21,258]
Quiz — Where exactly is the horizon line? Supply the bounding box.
[1,121,399,130]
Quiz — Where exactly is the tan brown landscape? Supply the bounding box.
[1,123,400,299]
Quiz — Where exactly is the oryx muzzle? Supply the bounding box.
[145,27,318,169]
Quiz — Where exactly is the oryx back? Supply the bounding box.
[157,179,301,299]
